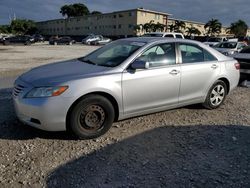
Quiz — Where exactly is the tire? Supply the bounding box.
[69,95,115,139]
[203,80,227,109]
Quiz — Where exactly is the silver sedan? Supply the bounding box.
[13,38,240,139]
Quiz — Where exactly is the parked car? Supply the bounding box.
[233,46,250,82]
[82,34,101,44]
[238,36,250,45]
[49,36,75,45]
[213,41,247,56]
[13,38,239,139]
[90,35,112,45]
[143,32,185,39]
[204,37,228,47]
[3,35,34,45]
[32,34,45,42]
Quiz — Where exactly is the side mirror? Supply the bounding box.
[131,60,150,70]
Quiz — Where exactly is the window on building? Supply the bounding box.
[118,24,122,29]
[129,12,135,16]
[113,15,117,18]
[119,14,123,18]
[113,25,116,29]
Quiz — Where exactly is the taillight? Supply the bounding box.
[234,62,240,70]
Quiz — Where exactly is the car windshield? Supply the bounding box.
[208,38,221,42]
[78,40,145,67]
[143,33,163,37]
[240,46,250,53]
[214,42,237,49]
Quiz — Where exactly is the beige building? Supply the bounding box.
[37,8,249,37]
[37,8,170,37]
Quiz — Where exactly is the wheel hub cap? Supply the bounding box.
[210,85,225,106]
[80,105,105,130]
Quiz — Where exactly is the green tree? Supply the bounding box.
[0,25,11,33]
[10,19,37,34]
[227,20,248,37]
[91,11,102,15]
[186,26,201,36]
[204,19,222,36]
[60,3,90,17]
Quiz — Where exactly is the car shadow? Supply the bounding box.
[0,88,74,140]
[46,125,250,188]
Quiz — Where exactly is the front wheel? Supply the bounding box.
[203,80,227,109]
[69,95,115,139]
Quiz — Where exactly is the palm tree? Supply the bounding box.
[227,20,248,37]
[186,26,201,36]
[156,22,165,32]
[143,23,152,33]
[174,20,186,32]
[134,24,143,35]
[204,19,222,36]
[168,24,175,32]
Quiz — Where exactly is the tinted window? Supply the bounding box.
[176,34,183,39]
[143,34,163,37]
[204,49,217,61]
[164,34,174,38]
[240,46,250,53]
[180,44,204,63]
[137,43,176,67]
[215,42,237,49]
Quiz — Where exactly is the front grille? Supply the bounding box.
[13,84,26,97]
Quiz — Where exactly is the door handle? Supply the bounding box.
[211,64,218,69]
[169,69,180,75]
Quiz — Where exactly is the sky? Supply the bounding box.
[0,0,249,27]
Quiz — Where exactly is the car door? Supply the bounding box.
[122,42,181,116]
[178,42,221,104]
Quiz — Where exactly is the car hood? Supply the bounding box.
[20,59,112,86]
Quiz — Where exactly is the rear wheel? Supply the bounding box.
[203,80,227,109]
[69,95,115,139]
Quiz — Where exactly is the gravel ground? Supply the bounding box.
[0,87,249,187]
[0,44,250,187]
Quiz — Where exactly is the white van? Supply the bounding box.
[143,32,185,39]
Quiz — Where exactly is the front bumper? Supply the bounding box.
[13,79,73,131]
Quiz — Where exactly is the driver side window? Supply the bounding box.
[137,43,176,68]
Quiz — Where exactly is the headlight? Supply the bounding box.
[25,86,68,98]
